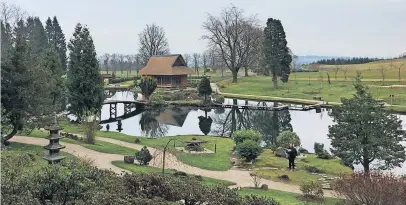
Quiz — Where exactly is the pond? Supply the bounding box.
[100,91,406,175]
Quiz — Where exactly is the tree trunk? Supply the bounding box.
[3,128,18,142]
[363,161,370,173]
[232,71,238,83]
[221,68,224,77]
[272,74,278,89]
[244,67,249,77]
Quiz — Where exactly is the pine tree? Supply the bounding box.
[263,18,292,89]
[67,23,104,121]
[53,17,67,71]
[45,17,54,46]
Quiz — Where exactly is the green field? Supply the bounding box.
[253,150,352,185]
[134,135,234,171]
[29,129,139,156]
[219,76,406,106]
[47,121,234,171]
[305,58,406,80]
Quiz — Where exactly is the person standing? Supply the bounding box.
[286,144,298,170]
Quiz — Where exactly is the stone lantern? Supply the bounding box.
[42,113,66,164]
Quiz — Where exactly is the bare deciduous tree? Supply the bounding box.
[183,53,191,67]
[1,2,27,26]
[334,63,341,80]
[202,51,209,75]
[110,53,118,74]
[193,53,200,77]
[396,63,404,82]
[379,64,387,83]
[138,23,170,65]
[343,65,350,80]
[202,5,260,82]
[102,53,111,74]
[241,24,262,77]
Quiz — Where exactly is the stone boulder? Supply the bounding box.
[275,147,288,158]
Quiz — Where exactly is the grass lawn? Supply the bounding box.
[239,188,341,205]
[112,161,236,187]
[29,129,138,156]
[135,135,234,171]
[219,76,406,106]
[252,149,352,185]
[4,142,77,162]
[51,121,235,171]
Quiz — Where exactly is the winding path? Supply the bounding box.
[10,135,336,197]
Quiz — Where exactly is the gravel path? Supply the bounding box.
[10,135,336,197]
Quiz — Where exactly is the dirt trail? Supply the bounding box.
[10,136,336,197]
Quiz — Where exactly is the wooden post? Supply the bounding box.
[215,144,216,153]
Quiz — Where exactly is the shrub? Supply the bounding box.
[276,131,301,148]
[139,77,157,101]
[213,94,225,103]
[233,129,261,145]
[241,195,280,205]
[197,76,212,103]
[314,142,333,159]
[300,181,324,200]
[149,94,165,104]
[173,171,188,177]
[298,146,308,154]
[236,140,263,162]
[334,172,406,205]
[134,137,141,143]
[260,184,269,190]
[304,165,324,174]
[135,146,153,166]
[250,173,262,188]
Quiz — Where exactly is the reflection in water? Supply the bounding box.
[100,91,406,175]
[198,108,213,135]
[211,99,293,146]
[139,108,168,138]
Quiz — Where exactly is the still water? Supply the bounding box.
[101,91,406,175]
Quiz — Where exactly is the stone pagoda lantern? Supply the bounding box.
[43,113,66,164]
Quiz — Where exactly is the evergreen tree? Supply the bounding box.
[67,23,104,121]
[53,17,67,71]
[197,76,212,103]
[328,73,405,172]
[263,18,292,89]
[45,16,67,71]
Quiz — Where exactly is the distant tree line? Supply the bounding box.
[315,57,383,65]
[98,53,141,77]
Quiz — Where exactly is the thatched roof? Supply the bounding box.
[139,54,194,76]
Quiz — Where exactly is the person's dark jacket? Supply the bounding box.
[286,148,298,159]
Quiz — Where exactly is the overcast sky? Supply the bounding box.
[9,0,406,57]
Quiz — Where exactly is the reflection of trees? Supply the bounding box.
[198,109,213,135]
[212,100,292,146]
[139,109,168,138]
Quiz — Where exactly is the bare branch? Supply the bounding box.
[138,23,170,65]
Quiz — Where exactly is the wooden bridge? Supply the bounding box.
[100,100,147,124]
[212,102,322,112]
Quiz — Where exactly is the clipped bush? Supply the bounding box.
[300,181,324,200]
[314,142,333,159]
[236,140,263,162]
[139,76,157,101]
[260,184,269,190]
[276,131,301,148]
[173,171,188,177]
[233,129,261,145]
[298,146,308,154]
[134,137,141,143]
[304,165,324,174]
[334,172,406,205]
[135,146,153,166]
[241,195,280,205]
[149,94,165,104]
